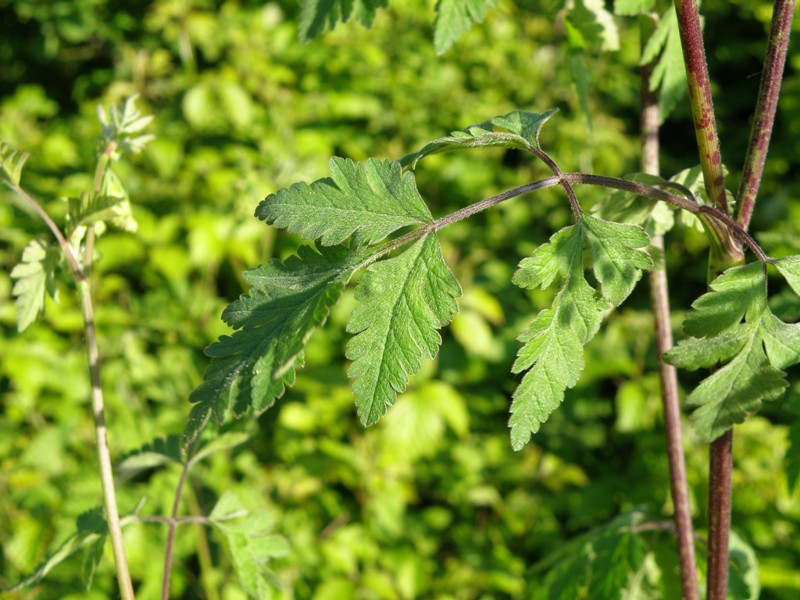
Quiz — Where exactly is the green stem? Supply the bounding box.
[161,461,191,600]
[640,15,699,599]
[734,0,795,230]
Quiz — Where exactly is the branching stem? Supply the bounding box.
[161,461,192,600]
[735,0,795,230]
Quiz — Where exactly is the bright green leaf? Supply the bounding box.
[256,157,432,246]
[400,109,558,169]
[665,263,800,441]
[346,233,461,425]
[614,0,655,16]
[434,0,497,55]
[10,239,60,332]
[775,255,800,297]
[65,192,126,236]
[565,0,620,52]
[0,139,29,185]
[641,7,688,122]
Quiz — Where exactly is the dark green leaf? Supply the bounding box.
[298,0,388,42]
[434,0,497,55]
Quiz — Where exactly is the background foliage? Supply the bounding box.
[1,0,800,597]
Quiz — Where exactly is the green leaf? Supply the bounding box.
[10,239,60,332]
[117,435,183,481]
[434,0,497,55]
[641,7,688,122]
[510,217,652,449]
[256,157,431,247]
[298,0,388,42]
[184,244,369,449]
[786,420,800,494]
[614,0,655,16]
[65,192,126,236]
[564,0,620,52]
[346,233,461,425]
[727,531,761,600]
[98,94,155,154]
[583,214,653,306]
[566,52,593,135]
[211,492,290,598]
[775,255,800,297]
[0,139,29,185]
[400,109,558,169]
[665,263,800,441]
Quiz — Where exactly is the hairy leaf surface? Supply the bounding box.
[256,157,431,246]
[434,0,497,55]
[401,109,557,169]
[510,216,651,449]
[665,262,800,441]
[346,233,461,425]
[185,245,369,448]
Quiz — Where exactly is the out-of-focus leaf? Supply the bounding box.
[434,0,497,55]
[10,239,60,332]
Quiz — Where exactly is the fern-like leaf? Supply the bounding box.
[0,140,29,186]
[10,239,60,332]
[665,260,800,441]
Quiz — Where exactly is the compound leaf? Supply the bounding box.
[511,215,651,449]
[10,239,60,332]
[256,157,431,247]
[665,262,800,441]
[185,244,369,449]
[65,192,126,236]
[400,109,558,169]
[434,0,497,55]
[346,233,461,425]
[298,0,387,42]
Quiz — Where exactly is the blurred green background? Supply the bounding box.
[1,0,800,597]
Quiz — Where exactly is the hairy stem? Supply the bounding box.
[532,147,582,218]
[735,0,795,230]
[82,227,136,600]
[641,15,699,598]
[162,461,192,600]
[707,430,734,600]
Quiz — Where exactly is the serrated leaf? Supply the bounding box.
[641,7,687,122]
[665,263,800,441]
[346,233,461,425]
[10,239,60,332]
[257,157,431,247]
[298,0,388,42]
[400,109,558,169]
[583,214,653,306]
[0,140,29,185]
[184,244,370,449]
[117,435,183,481]
[434,0,497,55]
[510,215,651,449]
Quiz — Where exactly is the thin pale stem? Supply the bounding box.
[161,461,192,600]
[640,15,699,598]
[82,227,136,600]
[735,0,795,230]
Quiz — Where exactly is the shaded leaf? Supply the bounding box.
[10,239,60,332]
[298,0,388,42]
[400,109,558,169]
[184,244,370,449]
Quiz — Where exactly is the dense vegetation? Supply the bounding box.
[1,0,800,598]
